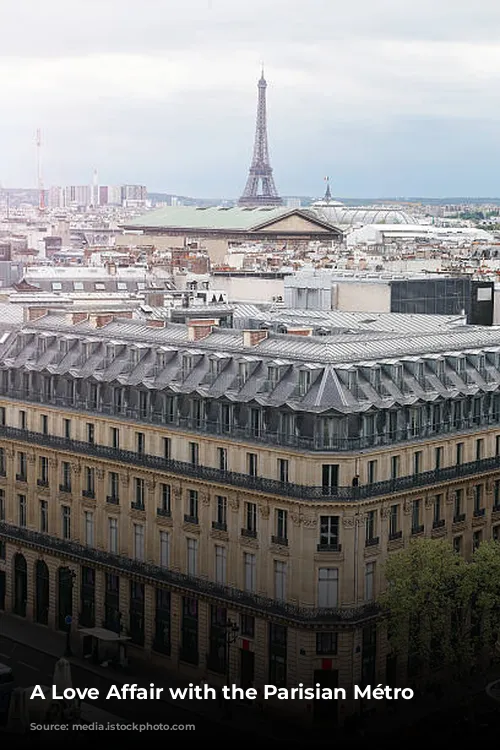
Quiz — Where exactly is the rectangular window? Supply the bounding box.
[61,505,71,539]
[316,632,338,655]
[389,505,400,538]
[244,552,256,592]
[278,458,289,484]
[434,447,443,471]
[319,515,340,550]
[433,494,443,525]
[390,455,400,480]
[160,483,171,514]
[110,427,120,449]
[187,538,198,575]
[217,447,227,472]
[318,567,339,607]
[476,439,483,461]
[187,490,198,522]
[215,496,227,528]
[412,499,422,533]
[322,464,339,494]
[84,511,94,546]
[108,472,119,502]
[454,489,464,520]
[17,451,27,481]
[108,518,118,553]
[86,423,95,444]
[0,489,4,520]
[244,502,257,536]
[365,562,375,602]
[0,448,5,476]
[495,480,500,509]
[275,509,288,543]
[189,442,199,466]
[163,437,171,460]
[496,435,500,458]
[19,410,26,430]
[133,524,145,561]
[453,536,462,554]
[274,560,287,600]
[39,456,49,485]
[85,467,95,497]
[40,499,48,533]
[63,418,71,439]
[456,442,464,465]
[134,478,145,509]
[160,530,170,568]
[136,432,145,455]
[269,624,287,687]
[215,545,227,584]
[61,461,71,492]
[240,614,255,638]
[365,510,376,543]
[18,494,26,527]
[367,459,377,485]
[474,484,483,515]
[413,451,422,475]
[41,414,48,435]
[247,452,258,477]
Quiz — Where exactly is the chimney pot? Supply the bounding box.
[242,329,268,347]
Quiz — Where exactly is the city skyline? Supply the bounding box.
[1,0,500,197]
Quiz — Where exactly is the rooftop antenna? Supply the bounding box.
[36,129,45,212]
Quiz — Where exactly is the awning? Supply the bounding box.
[78,627,130,642]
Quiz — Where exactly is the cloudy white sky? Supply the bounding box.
[2,0,500,197]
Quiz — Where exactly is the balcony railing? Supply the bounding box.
[3,387,500,454]
[0,424,499,504]
[106,495,119,505]
[0,520,379,625]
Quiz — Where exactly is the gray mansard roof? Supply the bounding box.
[1,308,500,414]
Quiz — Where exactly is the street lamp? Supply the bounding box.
[64,570,77,657]
[225,617,240,686]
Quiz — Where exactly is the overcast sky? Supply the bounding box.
[2,0,500,198]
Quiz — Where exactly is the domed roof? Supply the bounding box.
[311,206,414,226]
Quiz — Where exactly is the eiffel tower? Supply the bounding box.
[238,69,283,207]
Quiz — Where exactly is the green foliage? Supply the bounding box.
[381,539,500,676]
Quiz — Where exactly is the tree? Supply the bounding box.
[380,539,500,678]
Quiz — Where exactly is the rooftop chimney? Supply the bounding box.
[187,319,215,341]
[146,319,167,328]
[286,327,313,336]
[66,312,89,325]
[89,313,114,328]
[242,329,268,347]
[25,307,48,322]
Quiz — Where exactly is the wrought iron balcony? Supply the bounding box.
[473,507,486,517]
[106,495,119,505]
[184,514,198,525]
[0,520,379,625]
[0,423,500,504]
[157,508,171,518]
[241,528,257,539]
[16,473,27,482]
[271,535,288,546]
[212,521,227,532]
[37,479,49,487]
[82,490,95,499]
[365,536,379,547]
[432,519,446,529]
[388,530,402,541]
[59,483,71,493]
[411,524,424,535]
[131,501,145,511]
[316,543,342,552]
[453,513,466,523]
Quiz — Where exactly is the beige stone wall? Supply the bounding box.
[1,398,500,722]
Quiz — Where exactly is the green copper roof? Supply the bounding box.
[122,205,298,231]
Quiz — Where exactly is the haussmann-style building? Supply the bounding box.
[1,306,500,724]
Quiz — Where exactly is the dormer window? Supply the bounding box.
[347,370,358,394]
[37,338,46,355]
[182,354,193,378]
[369,367,381,390]
[267,366,280,389]
[298,369,311,396]
[130,348,141,368]
[60,339,68,355]
[392,365,403,389]
[455,357,465,375]
[434,360,444,379]
[209,359,220,377]
[156,351,167,371]
[238,362,249,385]
[415,362,424,385]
